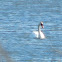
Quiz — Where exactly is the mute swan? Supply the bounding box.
[33,22,45,39]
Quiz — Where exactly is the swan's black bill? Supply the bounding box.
[41,24,44,28]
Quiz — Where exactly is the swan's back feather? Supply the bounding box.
[33,31,38,38]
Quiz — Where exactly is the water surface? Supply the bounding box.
[0,0,62,62]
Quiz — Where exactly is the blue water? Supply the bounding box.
[0,0,62,62]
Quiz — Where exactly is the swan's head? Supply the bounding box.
[40,22,44,28]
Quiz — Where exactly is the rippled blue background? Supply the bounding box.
[0,0,62,62]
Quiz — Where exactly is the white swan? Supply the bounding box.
[33,22,45,39]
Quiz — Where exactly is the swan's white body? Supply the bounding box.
[33,23,45,39]
[33,31,45,39]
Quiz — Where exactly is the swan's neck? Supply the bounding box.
[38,25,41,32]
[38,24,41,37]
